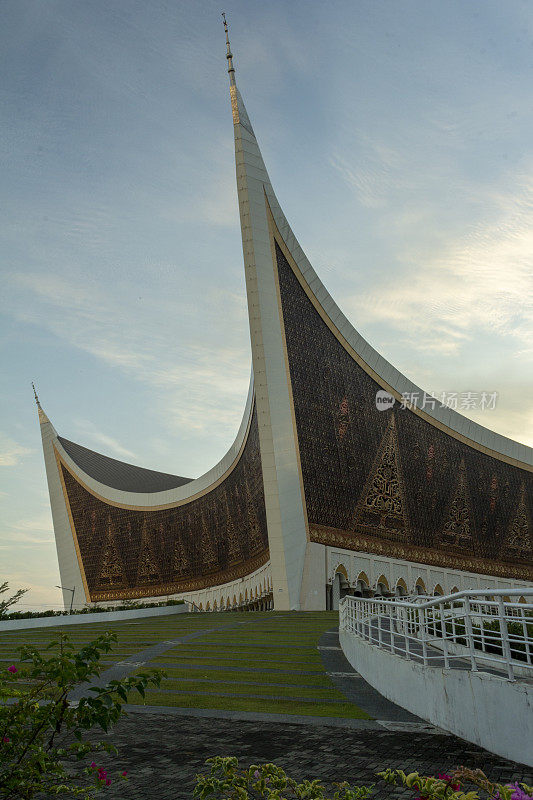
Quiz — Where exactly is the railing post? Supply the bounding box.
[404,606,411,661]
[451,602,456,643]
[463,595,478,672]
[522,611,532,667]
[497,596,514,681]
[479,601,486,653]
[418,607,428,666]
[439,601,449,669]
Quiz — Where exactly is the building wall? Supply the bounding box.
[325,546,532,599]
[57,405,269,602]
[275,242,533,583]
[340,629,533,767]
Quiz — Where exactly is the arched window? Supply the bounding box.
[375,575,390,596]
[396,578,408,597]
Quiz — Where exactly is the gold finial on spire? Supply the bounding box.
[32,381,41,407]
[222,12,236,86]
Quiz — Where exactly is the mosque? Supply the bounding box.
[37,20,533,612]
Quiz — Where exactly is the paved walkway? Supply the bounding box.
[318,629,423,723]
[90,712,531,800]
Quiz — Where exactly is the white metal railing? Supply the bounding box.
[339,588,533,681]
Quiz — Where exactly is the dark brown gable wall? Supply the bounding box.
[60,405,269,601]
[275,241,533,582]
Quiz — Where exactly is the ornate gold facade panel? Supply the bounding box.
[310,524,533,582]
[439,459,475,552]
[274,241,533,580]
[58,405,270,602]
[503,483,532,560]
[97,517,127,590]
[336,396,351,441]
[268,207,532,474]
[352,414,410,542]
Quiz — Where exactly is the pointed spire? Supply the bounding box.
[222,12,236,86]
[32,381,41,408]
[32,381,51,425]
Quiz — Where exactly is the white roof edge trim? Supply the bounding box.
[232,84,532,467]
[54,368,255,506]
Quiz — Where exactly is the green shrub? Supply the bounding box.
[194,756,373,800]
[192,759,533,800]
[0,631,164,799]
[1,597,184,621]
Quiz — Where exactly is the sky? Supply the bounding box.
[1,0,532,611]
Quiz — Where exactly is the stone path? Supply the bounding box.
[69,629,214,701]
[318,629,423,723]
[89,712,532,800]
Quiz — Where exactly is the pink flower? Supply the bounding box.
[507,783,533,800]
[2,736,9,744]
[90,762,96,769]
[105,779,111,786]
[122,771,128,777]
[7,666,17,674]
[436,773,460,791]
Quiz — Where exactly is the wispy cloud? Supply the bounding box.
[333,148,533,359]
[72,421,139,461]
[7,269,251,453]
[1,511,54,546]
[0,435,33,466]
[330,138,408,210]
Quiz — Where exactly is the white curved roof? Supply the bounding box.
[51,371,255,507]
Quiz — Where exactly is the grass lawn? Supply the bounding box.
[152,668,333,686]
[137,691,370,718]
[148,679,345,699]
[151,657,324,672]
[1,611,369,720]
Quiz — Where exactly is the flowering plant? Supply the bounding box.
[378,768,533,800]
[194,756,374,800]
[193,760,533,800]
[0,631,163,799]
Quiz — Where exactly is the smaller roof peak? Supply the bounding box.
[222,12,236,86]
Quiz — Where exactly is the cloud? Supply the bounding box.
[6,268,251,461]
[335,154,533,359]
[0,511,54,546]
[0,435,33,466]
[330,138,408,209]
[73,420,139,461]
[11,512,53,532]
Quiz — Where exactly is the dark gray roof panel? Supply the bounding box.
[57,437,192,493]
